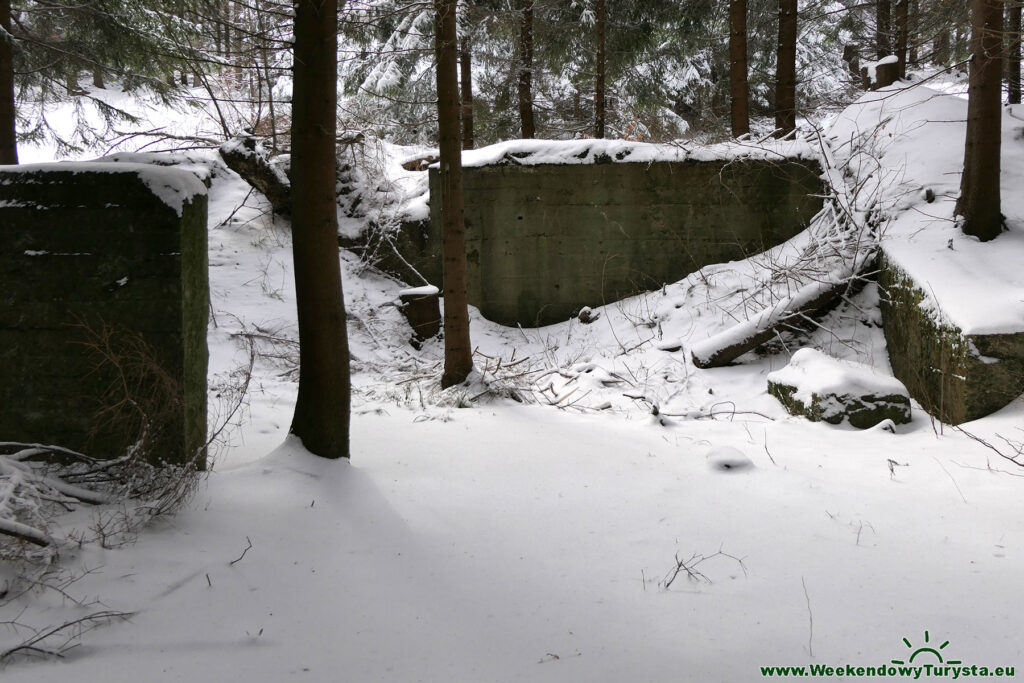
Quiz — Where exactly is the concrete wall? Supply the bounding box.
[429,158,824,326]
[879,254,1024,424]
[0,163,209,465]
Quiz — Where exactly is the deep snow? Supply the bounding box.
[3,74,1024,682]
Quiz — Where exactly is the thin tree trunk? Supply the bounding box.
[289,0,351,458]
[594,0,606,138]
[0,0,16,164]
[214,0,223,57]
[222,0,230,62]
[895,0,908,78]
[729,0,750,138]
[517,0,535,139]
[258,7,278,151]
[92,70,106,89]
[460,36,474,149]
[956,0,1004,242]
[934,27,950,65]
[1008,2,1021,105]
[876,0,892,59]
[775,0,797,137]
[231,0,243,83]
[908,0,919,65]
[436,0,473,388]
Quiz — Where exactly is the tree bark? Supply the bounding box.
[289,0,351,459]
[895,0,908,78]
[729,0,750,138]
[436,0,473,388]
[908,0,919,66]
[774,0,797,137]
[934,27,950,65]
[876,0,892,58]
[219,135,291,215]
[517,0,535,139]
[0,0,16,164]
[460,36,474,149]
[1008,2,1022,105]
[594,0,606,138]
[956,0,1004,242]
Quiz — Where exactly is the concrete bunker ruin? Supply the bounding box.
[0,162,209,465]
[422,142,825,327]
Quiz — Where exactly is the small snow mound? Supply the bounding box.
[871,419,897,433]
[706,446,754,473]
[656,338,683,352]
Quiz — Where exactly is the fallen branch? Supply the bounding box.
[955,427,1024,468]
[219,135,291,215]
[229,536,253,566]
[690,251,876,369]
[660,547,747,589]
[0,610,134,663]
[0,517,50,547]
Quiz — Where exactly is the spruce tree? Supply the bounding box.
[436,0,473,388]
[956,0,1004,242]
[289,0,352,458]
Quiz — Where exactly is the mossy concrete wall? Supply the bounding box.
[0,164,208,465]
[428,159,823,326]
[879,253,1024,424]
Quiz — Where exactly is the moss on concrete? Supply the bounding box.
[767,380,911,428]
[0,164,208,466]
[878,253,1024,424]
[426,158,823,326]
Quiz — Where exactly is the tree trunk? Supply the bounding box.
[231,0,243,82]
[729,0,750,138]
[0,0,16,164]
[908,0,919,66]
[956,0,1004,242]
[1008,2,1022,105]
[435,0,473,388]
[460,36,474,150]
[93,70,106,89]
[895,0,908,78]
[214,0,224,57]
[876,0,892,58]
[774,0,797,137]
[517,0,535,139]
[594,0,606,138]
[289,0,351,459]
[934,27,950,66]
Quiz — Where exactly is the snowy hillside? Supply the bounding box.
[3,78,1024,682]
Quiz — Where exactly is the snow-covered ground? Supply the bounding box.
[4,77,1024,681]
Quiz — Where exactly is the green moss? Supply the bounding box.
[878,253,1024,424]
[0,165,208,466]
[768,380,911,429]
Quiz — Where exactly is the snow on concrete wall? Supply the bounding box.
[879,253,1024,425]
[428,157,824,326]
[0,163,208,465]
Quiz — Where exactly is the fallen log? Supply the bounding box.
[690,251,876,369]
[219,135,292,215]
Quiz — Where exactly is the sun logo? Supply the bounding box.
[891,631,962,666]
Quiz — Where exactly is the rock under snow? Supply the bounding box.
[767,348,911,429]
[706,446,755,472]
